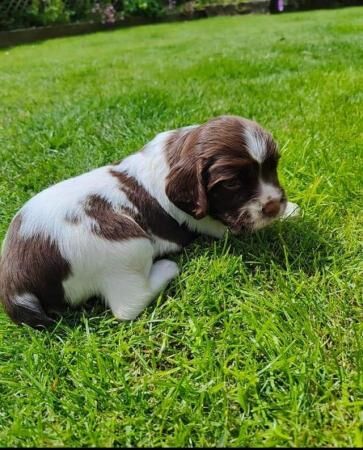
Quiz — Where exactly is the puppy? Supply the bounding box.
[0,116,299,328]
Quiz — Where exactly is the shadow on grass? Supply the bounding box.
[185,215,341,278]
[46,216,339,332]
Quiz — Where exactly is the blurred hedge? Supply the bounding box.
[0,0,250,30]
[0,0,360,31]
[0,0,170,30]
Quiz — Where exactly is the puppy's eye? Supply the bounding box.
[222,179,241,190]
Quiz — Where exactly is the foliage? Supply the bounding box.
[0,0,71,29]
[67,0,96,21]
[0,0,167,30]
[26,0,71,26]
[123,0,166,17]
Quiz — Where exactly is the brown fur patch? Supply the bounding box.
[84,194,148,241]
[64,211,81,224]
[109,170,197,246]
[0,214,71,328]
[166,117,252,167]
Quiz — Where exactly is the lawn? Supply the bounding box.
[0,7,362,447]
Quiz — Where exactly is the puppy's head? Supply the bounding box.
[165,115,287,233]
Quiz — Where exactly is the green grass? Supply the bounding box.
[0,8,362,447]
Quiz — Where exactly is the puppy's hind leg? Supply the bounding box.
[103,259,179,321]
[103,273,154,321]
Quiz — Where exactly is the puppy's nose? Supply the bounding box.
[262,200,281,218]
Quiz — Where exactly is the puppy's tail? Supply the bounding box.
[0,214,58,330]
[1,291,55,329]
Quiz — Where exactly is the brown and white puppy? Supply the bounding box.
[0,116,299,328]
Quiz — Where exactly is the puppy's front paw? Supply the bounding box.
[152,259,180,281]
[281,202,300,220]
[149,259,179,294]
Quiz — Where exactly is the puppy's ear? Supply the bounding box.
[165,158,208,220]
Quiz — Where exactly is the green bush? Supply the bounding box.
[67,0,95,21]
[0,0,169,30]
[0,0,71,29]
[26,0,71,26]
[123,0,166,17]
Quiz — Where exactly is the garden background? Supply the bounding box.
[0,2,362,448]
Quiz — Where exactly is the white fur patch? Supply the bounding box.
[259,181,283,204]
[240,180,284,230]
[18,166,137,241]
[150,236,181,257]
[62,236,154,306]
[149,259,179,294]
[280,202,300,219]
[13,293,41,312]
[244,125,266,163]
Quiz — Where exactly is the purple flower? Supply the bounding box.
[104,5,116,24]
[91,3,117,24]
